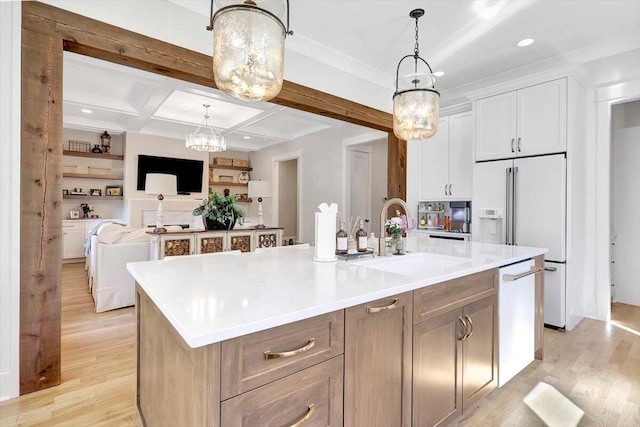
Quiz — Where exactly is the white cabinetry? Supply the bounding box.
[63,219,117,260]
[475,78,567,161]
[419,111,473,200]
[62,221,85,259]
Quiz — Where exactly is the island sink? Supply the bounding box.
[353,252,472,277]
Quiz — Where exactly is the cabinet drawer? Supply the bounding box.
[62,221,84,231]
[221,311,344,400]
[414,269,497,324]
[221,356,343,427]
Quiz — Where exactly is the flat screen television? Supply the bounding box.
[136,154,204,195]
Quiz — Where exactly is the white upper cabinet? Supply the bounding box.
[475,78,567,161]
[419,112,473,201]
[448,112,473,199]
[517,79,567,157]
[419,117,449,200]
[475,92,517,161]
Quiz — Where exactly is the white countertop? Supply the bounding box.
[127,238,546,348]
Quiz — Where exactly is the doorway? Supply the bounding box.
[610,100,640,313]
[277,158,299,243]
[345,139,387,237]
[349,148,372,226]
[272,152,302,244]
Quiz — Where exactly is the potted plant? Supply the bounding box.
[193,192,244,230]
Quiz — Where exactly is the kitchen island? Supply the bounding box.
[127,238,546,427]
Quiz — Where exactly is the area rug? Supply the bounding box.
[523,381,585,427]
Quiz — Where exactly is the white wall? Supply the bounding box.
[611,101,640,306]
[123,132,209,225]
[0,0,21,401]
[249,127,345,243]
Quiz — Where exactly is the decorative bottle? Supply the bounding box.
[356,219,368,252]
[336,221,348,255]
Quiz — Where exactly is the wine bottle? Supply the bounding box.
[356,219,368,252]
[336,221,348,255]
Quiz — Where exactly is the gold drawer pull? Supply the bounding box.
[464,315,474,339]
[458,317,469,341]
[289,403,316,427]
[264,338,315,360]
[366,298,399,314]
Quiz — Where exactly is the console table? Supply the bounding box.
[148,227,284,260]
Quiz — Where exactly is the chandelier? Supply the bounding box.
[207,0,293,102]
[186,104,227,152]
[393,9,440,140]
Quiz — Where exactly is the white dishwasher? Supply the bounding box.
[498,259,541,387]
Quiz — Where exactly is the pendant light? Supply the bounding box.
[186,104,227,152]
[207,0,293,102]
[393,9,440,141]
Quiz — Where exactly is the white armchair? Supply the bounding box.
[88,225,151,312]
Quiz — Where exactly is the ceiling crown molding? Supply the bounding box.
[286,33,394,91]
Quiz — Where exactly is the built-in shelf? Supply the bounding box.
[209,181,248,187]
[63,195,124,200]
[209,164,252,172]
[236,198,253,203]
[63,172,124,180]
[63,150,124,161]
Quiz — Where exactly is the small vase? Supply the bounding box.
[392,235,404,255]
[91,144,103,153]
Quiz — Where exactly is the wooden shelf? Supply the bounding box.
[236,198,253,203]
[209,181,248,187]
[63,150,124,161]
[209,164,252,172]
[63,195,124,200]
[63,172,124,180]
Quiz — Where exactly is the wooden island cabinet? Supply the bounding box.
[132,243,545,427]
[136,269,504,427]
[344,292,413,427]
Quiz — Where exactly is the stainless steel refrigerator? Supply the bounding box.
[472,153,567,328]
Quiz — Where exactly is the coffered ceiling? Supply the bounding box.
[63,52,384,151]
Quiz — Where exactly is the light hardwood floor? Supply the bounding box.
[0,263,137,426]
[1,264,639,426]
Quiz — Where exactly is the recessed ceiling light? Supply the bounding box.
[516,38,535,48]
[81,108,93,114]
[243,136,251,140]
[433,71,445,77]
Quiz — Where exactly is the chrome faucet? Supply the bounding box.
[379,198,412,256]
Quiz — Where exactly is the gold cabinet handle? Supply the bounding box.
[366,298,399,314]
[458,317,469,341]
[289,403,316,427]
[264,338,315,360]
[464,315,474,339]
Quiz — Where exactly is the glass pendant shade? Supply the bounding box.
[393,89,440,140]
[186,106,227,152]
[392,9,440,141]
[212,5,286,101]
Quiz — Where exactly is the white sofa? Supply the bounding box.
[88,224,151,313]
